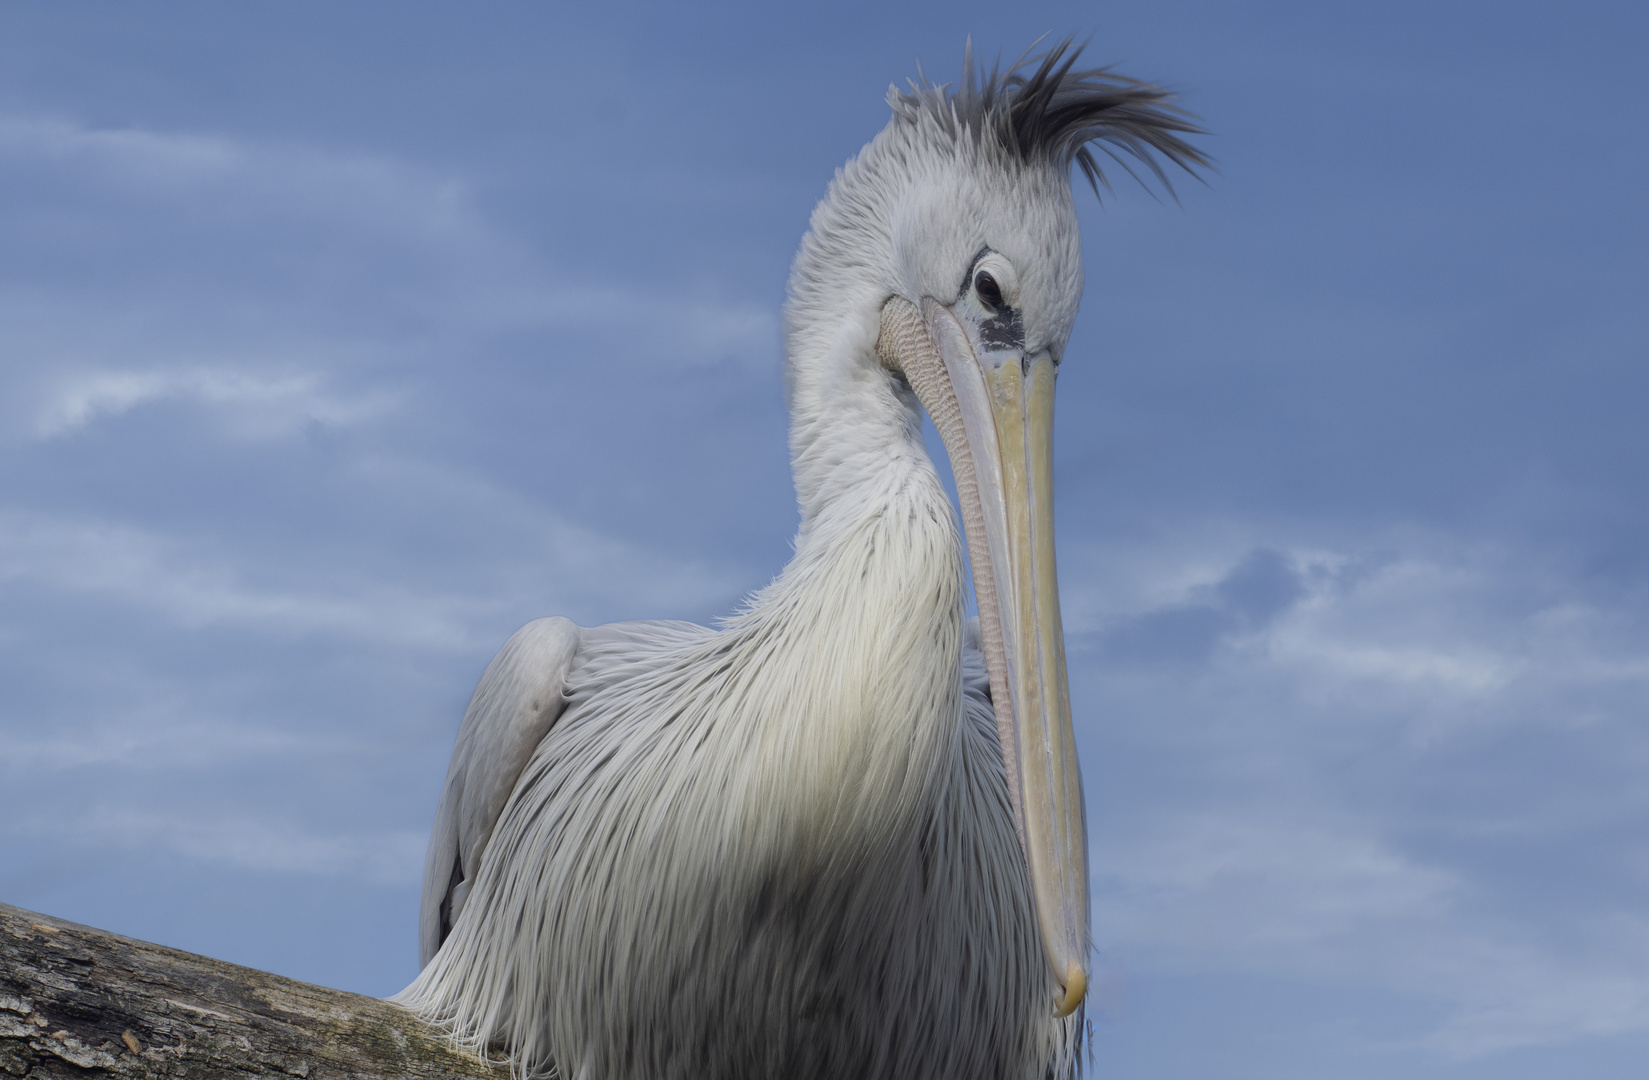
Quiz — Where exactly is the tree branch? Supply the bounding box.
[0,902,506,1079]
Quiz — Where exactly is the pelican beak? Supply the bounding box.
[877,296,1089,1018]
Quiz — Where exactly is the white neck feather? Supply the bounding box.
[697,142,972,833]
[784,129,917,541]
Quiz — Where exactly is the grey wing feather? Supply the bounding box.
[419,617,581,967]
[418,615,712,968]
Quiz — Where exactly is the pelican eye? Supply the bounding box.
[974,270,1004,310]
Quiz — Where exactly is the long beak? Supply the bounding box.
[878,297,1089,1017]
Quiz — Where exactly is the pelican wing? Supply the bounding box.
[418,616,716,968]
[419,617,581,967]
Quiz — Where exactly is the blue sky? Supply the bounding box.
[2,2,1646,1076]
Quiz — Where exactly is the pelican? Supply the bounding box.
[396,41,1204,1080]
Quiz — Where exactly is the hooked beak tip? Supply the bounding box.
[1054,962,1087,1018]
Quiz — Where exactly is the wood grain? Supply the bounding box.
[0,902,507,1079]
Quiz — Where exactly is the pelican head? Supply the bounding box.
[787,42,1205,1018]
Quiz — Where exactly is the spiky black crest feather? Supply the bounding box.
[889,38,1210,198]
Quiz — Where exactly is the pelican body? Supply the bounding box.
[397,43,1203,1080]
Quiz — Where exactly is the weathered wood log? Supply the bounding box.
[0,902,507,1079]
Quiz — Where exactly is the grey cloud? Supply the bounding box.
[1096,547,1306,665]
[1072,531,1649,1056]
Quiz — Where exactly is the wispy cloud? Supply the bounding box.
[506,285,780,371]
[0,114,480,240]
[0,511,485,648]
[1069,531,1649,1053]
[1421,923,1649,1056]
[1074,535,1649,727]
[0,112,781,388]
[0,713,356,772]
[31,367,399,439]
[1095,805,1649,1056]
[10,807,428,885]
[0,503,746,648]
[1094,811,1460,953]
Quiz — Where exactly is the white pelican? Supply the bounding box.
[396,41,1205,1080]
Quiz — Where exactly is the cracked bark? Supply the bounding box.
[0,902,506,1079]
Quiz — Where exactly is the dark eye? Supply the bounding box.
[974,270,1003,309]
